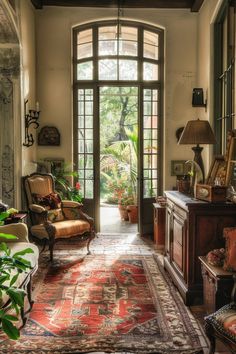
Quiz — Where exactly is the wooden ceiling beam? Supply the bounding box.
[32,0,195,10]
[31,0,43,9]
[191,0,205,12]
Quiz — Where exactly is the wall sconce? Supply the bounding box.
[23,100,40,147]
[192,88,207,111]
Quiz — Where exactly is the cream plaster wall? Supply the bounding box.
[20,0,37,174]
[35,6,198,190]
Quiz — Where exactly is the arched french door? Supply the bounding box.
[73,21,164,236]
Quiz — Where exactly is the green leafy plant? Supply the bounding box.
[0,208,18,226]
[0,233,33,340]
[50,162,83,203]
[101,126,138,204]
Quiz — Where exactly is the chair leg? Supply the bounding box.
[205,322,216,354]
[86,230,95,254]
[48,237,55,261]
[27,278,34,310]
[40,238,47,254]
[87,238,92,254]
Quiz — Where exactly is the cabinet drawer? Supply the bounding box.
[173,241,183,270]
[173,205,187,220]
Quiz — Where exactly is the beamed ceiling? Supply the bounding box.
[31,0,205,12]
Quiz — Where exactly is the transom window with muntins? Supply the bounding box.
[74,22,161,82]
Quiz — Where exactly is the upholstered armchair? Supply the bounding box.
[23,173,95,261]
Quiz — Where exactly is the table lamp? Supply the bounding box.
[178,119,216,182]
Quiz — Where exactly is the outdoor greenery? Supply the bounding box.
[100,87,138,205]
[0,232,33,340]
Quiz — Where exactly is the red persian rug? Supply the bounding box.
[0,254,206,353]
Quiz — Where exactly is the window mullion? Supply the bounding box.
[93,26,98,81]
[138,26,143,82]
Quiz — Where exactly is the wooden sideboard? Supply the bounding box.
[164,191,236,306]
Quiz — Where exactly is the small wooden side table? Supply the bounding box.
[199,256,234,314]
[153,203,165,249]
[4,213,28,225]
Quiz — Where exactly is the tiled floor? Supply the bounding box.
[100,205,138,234]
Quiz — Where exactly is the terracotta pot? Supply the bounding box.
[127,205,138,223]
[118,204,129,221]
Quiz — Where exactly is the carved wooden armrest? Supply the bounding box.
[61,200,83,208]
[61,202,94,227]
[29,204,49,223]
[79,211,94,227]
[29,204,46,213]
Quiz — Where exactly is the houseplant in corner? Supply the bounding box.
[0,209,34,340]
[50,162,83,203]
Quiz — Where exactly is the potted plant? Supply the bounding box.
[49,162,83,203]
[0,232,33,340]
[103,171,129,220]
[119,192,135,221]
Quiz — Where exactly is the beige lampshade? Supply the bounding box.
[178,119,216,145]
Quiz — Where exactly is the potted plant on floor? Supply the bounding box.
[118,191,135,221]
[103,171,129,220]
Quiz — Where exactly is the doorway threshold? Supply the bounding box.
[100,205,137,234]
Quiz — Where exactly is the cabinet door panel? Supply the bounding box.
[173,241,183,270]
[172,214,185,272]
[173,217,183,245]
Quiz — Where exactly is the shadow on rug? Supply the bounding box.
[0,253,207,353]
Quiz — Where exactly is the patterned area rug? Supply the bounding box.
[0,253,205,354]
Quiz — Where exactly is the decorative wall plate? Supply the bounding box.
[38,126,60,146]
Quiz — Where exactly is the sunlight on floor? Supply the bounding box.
[100,205,137,234]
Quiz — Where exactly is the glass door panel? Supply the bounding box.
[76,88,95,218]
[139,87,160,236]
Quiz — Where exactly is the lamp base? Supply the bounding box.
[192,145,204,183]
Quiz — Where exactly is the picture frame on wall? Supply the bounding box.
[171,160,188,176]
[38,126,60,146]
[43,158,64,176]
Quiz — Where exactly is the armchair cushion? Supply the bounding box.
[48,208,64,222]
[32,192,62,210]
[31,219,91,240]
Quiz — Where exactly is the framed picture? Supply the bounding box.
[206,155,227,186]
[171,160,188,176]
[43,158,64,176]
[226,136,236,186]
[38,126,60,146]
